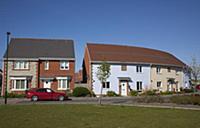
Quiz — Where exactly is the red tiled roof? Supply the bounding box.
[87,43,185,67]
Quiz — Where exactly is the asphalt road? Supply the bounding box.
[0,96,200,110]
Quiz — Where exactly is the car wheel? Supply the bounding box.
[32,96,38,101]
[58,95,64,101]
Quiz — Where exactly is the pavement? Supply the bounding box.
[0,97,200,110]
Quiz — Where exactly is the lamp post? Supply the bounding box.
[5,32,11,104]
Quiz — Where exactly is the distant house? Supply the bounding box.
[83,43,188,96]
[0,69,2,94]
[1,38,75,95]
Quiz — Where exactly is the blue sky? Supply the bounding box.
[0,0,200,71]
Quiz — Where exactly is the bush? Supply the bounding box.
[170,95,200,105]
[106,91,119,97]
[183,88,193,93]
[5,93,25,98]
[137,96,164,103]
[130,90,138,96]
[72,87,91,97]
[141,90,156,96]
[160,91,173,95]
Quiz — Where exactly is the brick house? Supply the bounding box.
[82,43,189,96]
[1,38,75,95]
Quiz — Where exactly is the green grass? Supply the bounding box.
[0,104,200,128]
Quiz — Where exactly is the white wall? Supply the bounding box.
[92,64,151,95]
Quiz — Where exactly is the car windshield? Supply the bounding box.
[46,89,54,93]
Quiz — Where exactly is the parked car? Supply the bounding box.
[26,88,67,101]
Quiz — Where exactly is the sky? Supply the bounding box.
[0,0,200,71]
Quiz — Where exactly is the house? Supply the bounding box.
[1,38,75,95]
[82,43,187,96]
[0,69,2,94]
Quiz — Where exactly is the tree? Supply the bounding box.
[188,57,200,90]
[96,61,111,105]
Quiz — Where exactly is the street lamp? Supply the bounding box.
[5,32,11,104]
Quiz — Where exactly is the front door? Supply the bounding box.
[43,80,51,88]
[121,82,127,96]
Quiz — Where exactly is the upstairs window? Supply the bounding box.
[121,65,127,71]
[156,67,161,74]
[14,61,29,69]
[44,61,49,70]
[60,61,69,70]
[136,66,142,73]
[102,82,110,88]
[167,67,171,72]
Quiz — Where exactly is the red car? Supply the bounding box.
[26,88,67,101]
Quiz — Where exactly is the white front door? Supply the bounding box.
[43,81,51,88]
[121,82,127,96]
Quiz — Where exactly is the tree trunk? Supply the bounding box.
[99,82,103,105]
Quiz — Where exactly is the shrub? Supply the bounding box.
[183,88,193,93]
[141,90,156,96]
[72,87,91,97]
[5,93,25,98]
[170,95,200,105]
[137,96,164,103]
[130,90,138,96]
[106,91,119,97]
[160,91,173,95]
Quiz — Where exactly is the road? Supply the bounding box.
[0,96,200,110]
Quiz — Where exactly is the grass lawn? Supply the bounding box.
[0,104,200,128]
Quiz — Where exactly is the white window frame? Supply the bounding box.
[14,61,29,70]
[136,66,142,73]
[102,82,110,89]
[136,81,142,91]
[57,77,69,90]
[60,61,69,70]
[44,61,49,70]
[10,77,27,91]
[156,67,161,74]
[157,81,162,88]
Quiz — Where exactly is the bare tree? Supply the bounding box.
[189,57,200,90]
[96,61,111,105]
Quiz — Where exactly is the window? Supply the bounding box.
[44,61,49,70]
[136,81,142,91]
[176,70,179,75]
[156,67,161,74]
[167,67,171,72]
[12,79,27,90]
[58,79,69,90]
[60,61,69,70]
[102,82,110,88]
[136,66,142,73]
[121,65,127,71]
[157,81,162,88]
[14,61,29,69]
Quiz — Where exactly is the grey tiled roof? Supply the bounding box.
[4,38,75,59]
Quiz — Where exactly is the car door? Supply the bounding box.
[36,89,48,100]
[46,88,53,100]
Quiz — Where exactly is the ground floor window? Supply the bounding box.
[157,81,162,88]
[12,79,27,90]
[103,82,110,88]
[58,79,69,90]
[136,81,142,91]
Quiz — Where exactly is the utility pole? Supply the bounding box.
[5,32,11,104]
